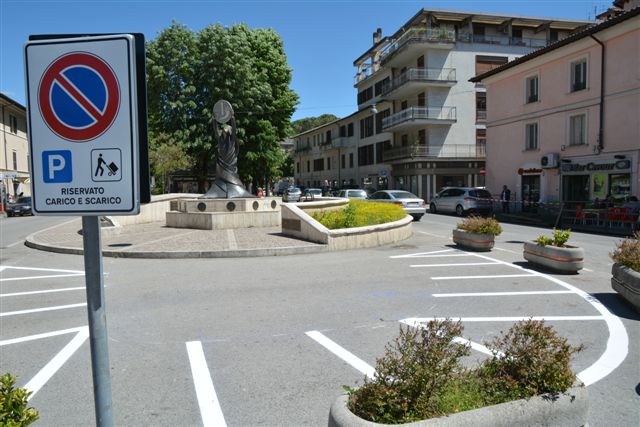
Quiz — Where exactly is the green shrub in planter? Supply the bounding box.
[312,200,406,230]
[534,228,571,247]
[610,230,640,272]
[0,373,39,426]
[345,319,583,424]
[456,216,502,236]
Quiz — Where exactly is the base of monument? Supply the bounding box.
[166,197,282,230]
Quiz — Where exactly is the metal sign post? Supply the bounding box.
[24,33,148,426]
[82,215,113,426]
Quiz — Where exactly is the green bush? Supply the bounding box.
[311,200,406,230]
[0,373,39,426]
[610,230,640,272]
[535,228,571,247]
[347,320,472,423]
[456,216,502,236]
[346,319,582,423]
[479,319,584,403]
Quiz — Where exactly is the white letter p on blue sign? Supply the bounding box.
[43,150,73,183]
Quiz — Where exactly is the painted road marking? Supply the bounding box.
[431,273,536,280]
[402,316,605,324]
[1,287,85,298]
[390,249,456,258]
[2,266,84,273]
[411,262,498,268]
[0,326,86,346]
[0,273,85,282]
[452,337,501,357]
[392,248,629,387]
[0,303,86,317]
[433,290,574,298]
[24,327,89,399]
[306,331,375,379]
[186,341,227,427]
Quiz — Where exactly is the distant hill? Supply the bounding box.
[291,114,338,135]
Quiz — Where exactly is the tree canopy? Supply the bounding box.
[291,114,338,135]
[146,22,299,192]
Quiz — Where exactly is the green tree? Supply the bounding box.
[147,22,298,192]
[291,114,338,135]
[149,132,193,193]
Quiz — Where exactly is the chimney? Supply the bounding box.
[373,27,382,45]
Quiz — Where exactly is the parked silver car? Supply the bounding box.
[302,188,323,200]
[282,187,302,202]
[368,190,426,221]
[429,187,493,216]
[338,189,368,200]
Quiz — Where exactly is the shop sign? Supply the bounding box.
[518,168,542,175]
[561,159,631,174]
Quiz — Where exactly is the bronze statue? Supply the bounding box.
[202,100,254,199]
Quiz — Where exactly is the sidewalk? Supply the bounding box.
[25,219,325,258]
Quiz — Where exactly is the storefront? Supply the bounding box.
[560,156,634,203]
[518,168,542,212]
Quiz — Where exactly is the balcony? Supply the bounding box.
[294,145,311,154]
[381,68,456,100]
[382,106,456,132]
[380,28,456,67]
[476,110,487,123]
[457,34,548,49]
[383,143,486,162]
[331,137,353,149]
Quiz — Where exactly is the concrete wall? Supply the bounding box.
[108,193,201,226]
[281,199,413,250]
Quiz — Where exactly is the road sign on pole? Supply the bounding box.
[25,34,140,215]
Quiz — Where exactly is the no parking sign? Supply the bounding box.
[25,34,140,215]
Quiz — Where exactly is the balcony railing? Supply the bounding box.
[380,28,456,62]
[294,145,311,154]
[331,137,352,149]
[383,143,486,161]
[457,33,548,48]
[476,110,487,122]
[381,68,456,96]
[382,106,456,130]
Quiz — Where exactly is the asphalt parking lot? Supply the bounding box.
[1,214,638,426]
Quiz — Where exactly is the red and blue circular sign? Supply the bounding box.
[38,52,120,142]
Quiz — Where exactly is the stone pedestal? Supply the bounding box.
[166,197,281,230]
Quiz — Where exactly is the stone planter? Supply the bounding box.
[329,385,588,427]
[611,263,640,312]
[452,229,495,251]
[523,241,584,273]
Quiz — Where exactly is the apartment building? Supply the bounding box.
[1,93,30,201]
[472,6,640,208]
[293,8,590,200]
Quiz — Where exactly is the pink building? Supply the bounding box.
[472,7,639,211]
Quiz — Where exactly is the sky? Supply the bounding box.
[1,0,612,121]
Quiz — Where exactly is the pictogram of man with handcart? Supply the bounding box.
[95,153,119,177]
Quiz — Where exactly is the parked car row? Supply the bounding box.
[5,196,33,217]
[280,185,495,220]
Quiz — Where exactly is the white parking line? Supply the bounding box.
[433,290,573,298]
[0,326,86,346]
[402,316,605,324]
[24,327,89,399]
[1,287,85,298]
[2,266,84,273]
[390,249,455,258]
[452,337,501,357]
[1,303,86,317]
[411,262,498,268]
[0,273,85,282]
[431,273,536,280]
[186,341,227,427]
[306,330,375,379]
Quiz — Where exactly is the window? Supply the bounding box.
[358,144,374,166]
[376,141,390,164]
[476,129,486,155]
[327,157,331,171]
[306,160,310,172]
[475,55,508,75]
[349,153,354,168]
[341,154,346,169]
[296,162,300,173]
[357,86,373,104]
[526,75,538,103]
[417,93,425,107]
[12,151,18,170]
[313,158,324,171]
[569,114,586,146]
[418,129,426,145]
[347,123,354,137]
[339,125,346,137]
[401,134,409,146]
[476,92,486,121]
[374,77,390,96]
[9,115,18,134]
[571,59,587,92]
[360,116,374,139]
[375,109,390,134]
[525,123,538,150]
[326,130,331,144]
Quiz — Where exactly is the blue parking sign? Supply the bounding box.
[43,150,73,183]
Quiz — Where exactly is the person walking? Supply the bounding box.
[501,185,511,213]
